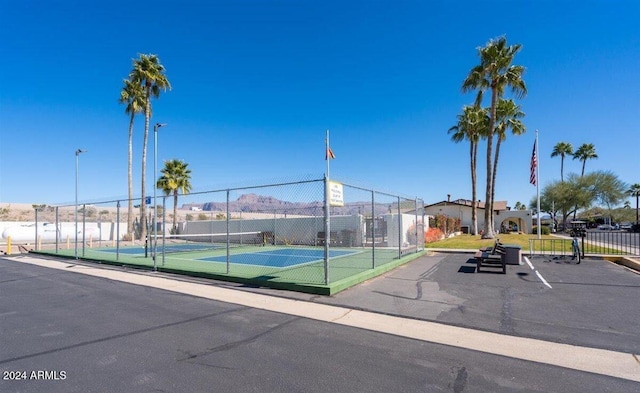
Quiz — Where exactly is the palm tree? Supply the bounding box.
[462,36,527,238]
[129,54,171,241]
[627,183,640,224]
[490,98,526,212]
[157,159,192,233]
[573,143,598,176]
[119,78,146,240]
[550,142,573,182]
[448,99,488,235]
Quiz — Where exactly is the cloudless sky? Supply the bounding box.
[1,0,638,208]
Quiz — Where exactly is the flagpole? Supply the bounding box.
[536,130,541,239]
[326,129,330,181]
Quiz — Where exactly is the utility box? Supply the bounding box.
[504,244,522,265]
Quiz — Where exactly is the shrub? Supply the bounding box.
[531,226,550,235]
[425,227,444,243]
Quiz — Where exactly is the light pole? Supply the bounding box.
[75,149,86,259]
[153,123,167,270]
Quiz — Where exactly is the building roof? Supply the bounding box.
[424,199,508,211]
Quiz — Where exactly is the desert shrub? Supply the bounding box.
[425,227,444,243]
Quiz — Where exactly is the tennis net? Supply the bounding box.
[148,231,263,254]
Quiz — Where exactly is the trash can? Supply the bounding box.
[504,244,522,265]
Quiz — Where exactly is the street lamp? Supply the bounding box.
[75,149,86,259]
[153,122,167,270]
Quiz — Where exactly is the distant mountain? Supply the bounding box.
[183,193,396,216]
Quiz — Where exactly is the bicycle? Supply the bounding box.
[571,236,581,264]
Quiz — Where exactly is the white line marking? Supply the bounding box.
[523,256,535,270]
[525,256,552,288]
[535,270,553,289]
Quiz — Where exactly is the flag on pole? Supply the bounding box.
[326,146,335,160]
[530,140,537,186]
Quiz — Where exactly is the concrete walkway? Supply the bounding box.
[6,255,639,383]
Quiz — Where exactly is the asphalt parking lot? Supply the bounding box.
[1,253,638,392]
[241,252,640,354]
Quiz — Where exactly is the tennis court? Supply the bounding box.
[28,178,426,294]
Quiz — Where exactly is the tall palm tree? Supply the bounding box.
[627,183,640,224]
[119,78,146,240]
[448,99,488,235]
[157,159,192,233]
[129,54,171,241]
[550,142,573,182]
[573,143,598,176]
[462,36,527,238]
[491,98,526,212]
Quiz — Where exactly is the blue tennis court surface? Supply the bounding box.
[199,248,358,268]
[98,243,223,255]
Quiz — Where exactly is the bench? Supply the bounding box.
[475,240,506,274]
[479,238,499,253]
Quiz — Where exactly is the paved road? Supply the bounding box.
[1,254,638,392]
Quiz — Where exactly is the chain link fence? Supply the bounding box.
[2,177,425,289]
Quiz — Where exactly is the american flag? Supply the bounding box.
[326,147,335,160]
[530,140,537,186]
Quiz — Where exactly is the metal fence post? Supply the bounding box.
[324,176,330,284]
[415,198,418,253]
[116,201,120,260]
[55,206,59,253]
[371,190,375,269]
[34,207,39,251]
[82,204,86,257]
[397,196,401,259]
[162,196,166,267]
[226,189,230,274]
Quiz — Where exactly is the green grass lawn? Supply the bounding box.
[425,233,572,252]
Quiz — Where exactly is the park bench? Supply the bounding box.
[474,240,506,274]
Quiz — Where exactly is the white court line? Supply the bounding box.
[5,255,639,382]
[524,256,552,288]
[523,256,535,270]
[535,270,553,289]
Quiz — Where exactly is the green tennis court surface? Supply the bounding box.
[35,244,424,295]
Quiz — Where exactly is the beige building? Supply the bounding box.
[424,197,532,234]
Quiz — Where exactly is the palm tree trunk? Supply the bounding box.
[173,190,178,233]
[140,91,151,241]
[470,141,478,235]
[490,137,502,231]
[483,89,497,238]
[127,112,134,239]
[560,156,564,182]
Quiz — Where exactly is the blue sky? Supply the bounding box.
[1,0,638,208]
